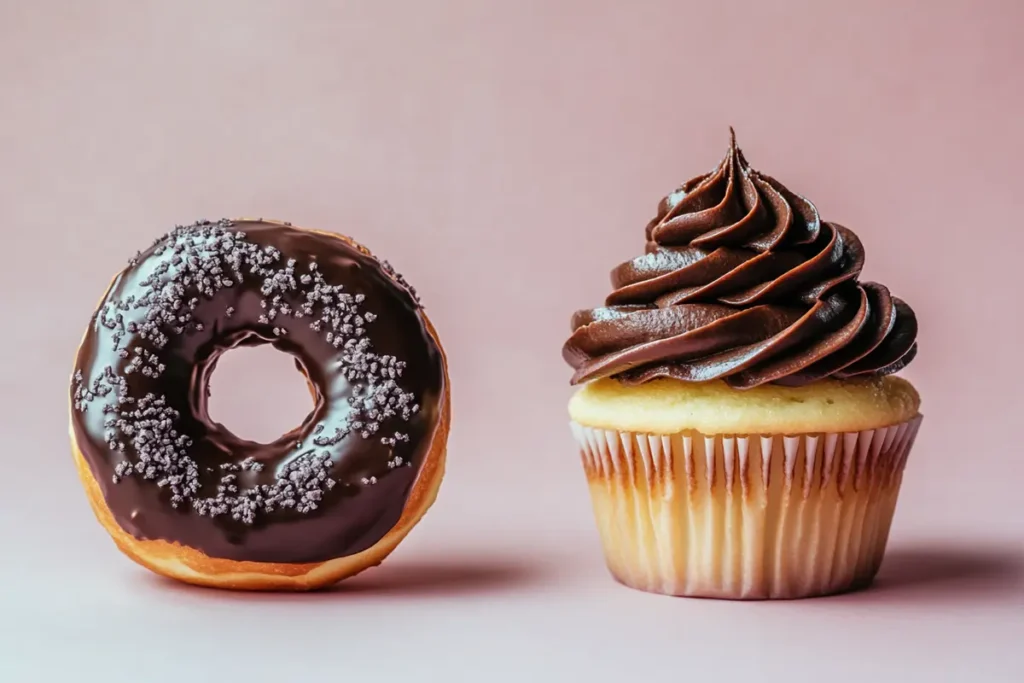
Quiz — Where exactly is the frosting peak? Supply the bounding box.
[564,130,918,389]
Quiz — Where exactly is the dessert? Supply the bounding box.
[70,219,449,590]
[563,132,921,599]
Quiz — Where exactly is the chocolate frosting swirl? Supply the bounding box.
[563,131,918,389]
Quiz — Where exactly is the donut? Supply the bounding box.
[69,219,450,590]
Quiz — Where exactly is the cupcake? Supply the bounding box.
[563,131,921,599]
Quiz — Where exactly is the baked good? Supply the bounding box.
[70,219,449,590]
[563,132,921,599]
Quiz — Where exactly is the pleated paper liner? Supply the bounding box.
[572,416,922,599]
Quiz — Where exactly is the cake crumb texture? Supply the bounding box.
[569,376,920,435]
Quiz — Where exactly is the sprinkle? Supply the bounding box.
[380,260,421,306]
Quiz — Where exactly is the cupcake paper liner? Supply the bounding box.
[571,416,922,599]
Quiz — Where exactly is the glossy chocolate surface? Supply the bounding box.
[563,131,918,388]
[71,220,444,564]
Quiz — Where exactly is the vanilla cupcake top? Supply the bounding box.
[563,130,918,389]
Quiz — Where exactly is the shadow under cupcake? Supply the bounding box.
[563,130,921,600]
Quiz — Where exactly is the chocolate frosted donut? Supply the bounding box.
[70,219,450,590]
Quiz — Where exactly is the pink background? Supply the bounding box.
[1,1,1022,681]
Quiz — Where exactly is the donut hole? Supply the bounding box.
[207,345,315,444]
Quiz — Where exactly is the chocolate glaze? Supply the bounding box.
[71,220,444,564]
[563,131,918,388]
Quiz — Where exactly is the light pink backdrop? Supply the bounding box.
[1,1,1021,681]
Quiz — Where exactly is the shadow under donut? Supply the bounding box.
[139,554,552,601]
